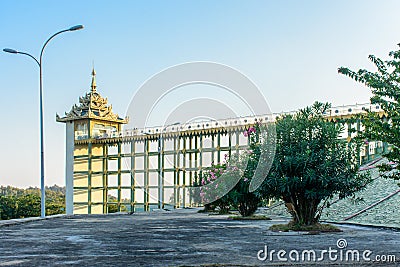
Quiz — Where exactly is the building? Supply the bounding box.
[57,70,388,215]
[56,69,128,214]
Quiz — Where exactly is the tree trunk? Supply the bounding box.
[285,197,321,226]
[238,193,259,217]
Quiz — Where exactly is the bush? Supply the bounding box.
[260,102,371,226]
[192,123,269,217]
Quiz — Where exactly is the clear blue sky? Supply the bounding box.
[1,0,399,187]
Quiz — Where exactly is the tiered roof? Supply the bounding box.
[56,69,128,124]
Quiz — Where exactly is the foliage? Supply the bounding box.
[0,185,65,197]
[270,222,341,233]
[229,125,263,216]
[196,163,233,214]
[17,194,41,218]
[0,195,18,220]
[108,204,118,213]
[260,102,371,226]
[46,190,66,216]
[193,124,268,217]
[228,215,271,220]
[338,46,400,184]
[0,185,65,219]
[107,195,128,213]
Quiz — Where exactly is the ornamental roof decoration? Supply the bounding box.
[56,69,129,124]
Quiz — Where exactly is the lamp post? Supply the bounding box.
[3,25,84,218]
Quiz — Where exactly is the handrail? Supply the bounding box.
[343,189,400,221]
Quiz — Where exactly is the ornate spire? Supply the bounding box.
[56,68,129,124]
[91,68,97,93]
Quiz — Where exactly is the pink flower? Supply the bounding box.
[243,178,248,182]
[245,149,253,155]
[244,127,256,137]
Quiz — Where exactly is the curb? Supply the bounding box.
[322,220,400,231]
[0,214,72,228]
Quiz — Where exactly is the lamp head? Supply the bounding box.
[68,25,84,31]
[3,48,18,54]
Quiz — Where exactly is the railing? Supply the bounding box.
[74,103,382,141]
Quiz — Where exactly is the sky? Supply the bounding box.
[1,0,400,188]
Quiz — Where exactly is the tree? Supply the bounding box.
[229,125,263,217]
[17,194,40,218]
[260,102,371,226]
[195,163,234,214]
[191,125,268,216]
[0,186,66,219]
[46,190,65,216]
[339,46,400,184]
[192,122,275,217]
[107,195,119,213]
[0,196,18,220]
[106,195,128,213]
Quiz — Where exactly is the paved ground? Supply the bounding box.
[0,209,399,266]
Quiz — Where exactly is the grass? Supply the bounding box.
[270,222,342,233]
[198,208,237,215]
[228,215,272,220]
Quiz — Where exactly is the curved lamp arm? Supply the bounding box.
[4,24,84,66]
[3,48,40,66]
[39,25,84,65]
[19,51,40,66]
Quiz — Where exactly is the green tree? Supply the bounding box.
[107,195,118,213]
[193,123,274,217]
[106,195,128,213]
[0,196,18,220]
[17,194,40,218]
[339,46,400,184]
[229,125,263,217]
[0,185,66,219]
[46,190,65,216]
[260,102,371,226]
[195,163,234,214]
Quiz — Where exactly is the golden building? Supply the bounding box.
[57,70,388,215]
[57,69,128,214]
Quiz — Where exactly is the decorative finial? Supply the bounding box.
[91,68,97,93]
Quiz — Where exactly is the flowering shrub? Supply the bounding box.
[243,126,256,137]
[194,163,233,214]
[229,124,263,216]
[191,124,266,216]
[191,124,275,216]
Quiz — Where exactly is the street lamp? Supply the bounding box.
[3,24,84,218]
